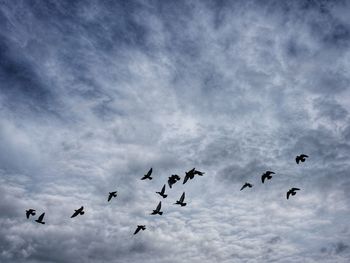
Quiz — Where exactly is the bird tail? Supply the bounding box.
[181,203,187,207]
[158,212,163,215]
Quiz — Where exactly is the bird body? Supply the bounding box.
[35,213,45,224]
[296,154,309,164]
[108,191,117,202]
[287,188,300,199]
[151,201,163,215]
[156,184,168,198]
[71,206,84,218]
[134,225,146,235]
[141,168,153,180]
[261,171,275,183]
[175,192,187,206]
[26,209,36,219]
[240,182,253,191]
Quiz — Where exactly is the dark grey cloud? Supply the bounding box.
[1,0,350,262]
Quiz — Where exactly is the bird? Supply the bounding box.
[71,206,84,218]
[35,213,45,224]
[296,154,309,164]
[150,201,163,215]
[141,168,153,180]
[26,209,36,219]
[287,188,300,199]
[168,174,181,188]
[183,168,204,184]
[108,191,117,202]
[175,192,187,206]
[261,171,275,183]
[134,225,146,235]
[156,184,168,198]
[183,168,195,184]
[240,182,253,191]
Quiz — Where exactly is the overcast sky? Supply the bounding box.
[1,0,350,262]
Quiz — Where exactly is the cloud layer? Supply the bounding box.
[1,0,350,262]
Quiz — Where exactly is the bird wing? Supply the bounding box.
[71,211,79,218]
[38,213,45,221]
[161,184,166,194]
[168,179,173,188]
[261,175,266,183]
[240,184,246,191]
[26,210,30,219]
[292,188,300,191]
[134,226,141,235]
[180,192,185,202]
[147,168,152,177]
[286,191,291,199]
[296,156,300,164]
[183,174,190,184]
[301,154,308,158]
[78,206,83,212]
[108,193,113,202]
[156,201,161,211]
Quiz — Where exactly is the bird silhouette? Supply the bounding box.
[240,182,253,191]
[71,206,84,218]
[108,191,117,202]
[168,174,181,188]
[287,188,300,199]
[296,154,309,164]
[35,213,45,224]
[150,201,163,215]
[156,184,168,198]
[134,225,146,235]
[183,168,204,184]
[261,171,275,183]
[26,209,36,219]
[175,192,187,206]
[141,168,153,180]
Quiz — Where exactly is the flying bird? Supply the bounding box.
[183,168,204,184]
[134,225,146,235]
[26,209,36,219]
[71,206,85,218]
[156,184,168,198]
[108,191,117,202]
[150,201,163,215]
[287,188,300,199]
[175,192,187,206]
[296,154,309,164]
[168,174,181,188]
[35,213,45,224]
[141,168,153,180]
[261,171,275,183]
[240,182,253,191]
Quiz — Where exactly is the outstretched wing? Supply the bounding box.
[38,213,45,221]
[26,210,30,219]
[286,191,291,199]
[161,185,166,194]
[261,175,266,183]
[183,174,190,184]
[292,188,300,191]
[296,156,300,164]
[71,210,79,218]
[300,154,308,158]
[108,193,113,202]
[147,168,153,177]
[180,192,185,203]
[240,184,246,191]
[134,226,141,235]
[156,201,161,211]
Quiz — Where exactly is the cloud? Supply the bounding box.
[1,0,350,262]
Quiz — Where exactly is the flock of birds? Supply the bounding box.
[25,154,309,234]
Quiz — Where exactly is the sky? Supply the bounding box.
[1,0,350,262]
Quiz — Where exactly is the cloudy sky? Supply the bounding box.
[1,0,350,262]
